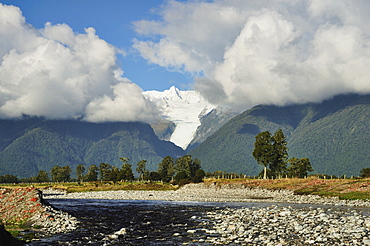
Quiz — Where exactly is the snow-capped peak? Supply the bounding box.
[143,87,216,149]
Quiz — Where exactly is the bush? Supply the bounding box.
[149,171,161,181]
[177,179,192,186]
[174,171,188,183]
[192,169,205,183]
[360,168,370,178]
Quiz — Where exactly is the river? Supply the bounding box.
[25,199,370,245]
[26,199,256,245]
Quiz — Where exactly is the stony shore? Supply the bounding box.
[42,183,370,245]
[0,187,79,239]
[3,183,370,245]
[43,183,370,207]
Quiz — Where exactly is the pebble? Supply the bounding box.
[199,205,370,245]
[30,205,79,236]
[41,183,370,244]
[42,183,370,207]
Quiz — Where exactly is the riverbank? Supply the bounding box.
[41,184,370,245]
[2,181,370,245]
[199,204,370,245]
[43,182,370,207]
[0,187,79,241]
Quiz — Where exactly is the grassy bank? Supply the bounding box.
[204,177,370,200]
[1,181,177,193]
[2,177,369,200]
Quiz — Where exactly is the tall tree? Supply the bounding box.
[61,166,72,182]
[51,165,71,182]
[287,157,313,178]
[270,129,288,178]
[109,166,121,183]
[84,164,99,182]
[76,164,85,183]
[136,160,148,181]
[157,156,175,182]
[99,163,112,181]
[34,170,50,182]
[120,157,134,181]
[252,131,273,179]
[175,155,201,179]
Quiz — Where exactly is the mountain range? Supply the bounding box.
[0,118,185,178]
[189,93,370,177]
[0,89,369,178]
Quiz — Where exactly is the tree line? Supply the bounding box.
[1,130,370,183]
[0,155,205,185]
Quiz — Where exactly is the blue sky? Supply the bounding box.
[1,0,190,91]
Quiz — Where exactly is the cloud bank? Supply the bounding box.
[0,3,158,122]
[134,0,370,111]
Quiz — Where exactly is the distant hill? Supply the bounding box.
[0,118,185,178]
[189,94,370,177]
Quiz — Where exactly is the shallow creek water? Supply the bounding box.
[26,199,370,246]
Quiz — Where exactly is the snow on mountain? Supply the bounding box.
[143,86,215,149]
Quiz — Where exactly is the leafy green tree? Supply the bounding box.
[0,174,19,183]
[157,156,175,182]
[51,165,61,182]
[192,169,205,183]
[270,129,288,178]
[62,166,72,182]
[99,163,112,181]
[76,164,85,183]
[175,155,201,179]
[34,170,50,182]
[149,171,161,181]
[287,157,313,178]
[136,160,149,181]
[120,157,134,181]
[252,131,273,179]
[109,166,121,183]
[174,171,189,183]
[360,167,370,178]
[84,164,99,181]
[51,165,71,182]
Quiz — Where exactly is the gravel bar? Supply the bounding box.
[42,183,370,245]
[42,183,370,207]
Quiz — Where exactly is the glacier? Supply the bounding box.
[143,86,215,149]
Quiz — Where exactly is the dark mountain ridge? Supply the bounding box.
[189,93,370,177]
[0,118,185,178]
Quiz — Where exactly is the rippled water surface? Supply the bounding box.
[26,199,370,245]
[26,199,251,245]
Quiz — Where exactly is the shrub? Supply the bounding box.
[360,168,370,178]
[174,171,188,183]
[177,179,192,187]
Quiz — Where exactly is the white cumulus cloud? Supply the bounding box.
[133,0,370,111]
[0,3,158,122]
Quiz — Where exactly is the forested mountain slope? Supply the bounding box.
[189,94,370,176]
[0,118,185,178]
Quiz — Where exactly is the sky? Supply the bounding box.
[1,0,370,122]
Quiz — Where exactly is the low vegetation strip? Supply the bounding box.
[227,177,370,200]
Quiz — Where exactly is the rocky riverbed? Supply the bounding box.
[40,183,370,245]
[3,183,370,245]
[198,205,370,245]
[0,187,79,239]
[43,183,370,207]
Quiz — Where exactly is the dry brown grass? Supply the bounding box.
[204,177,370,200]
